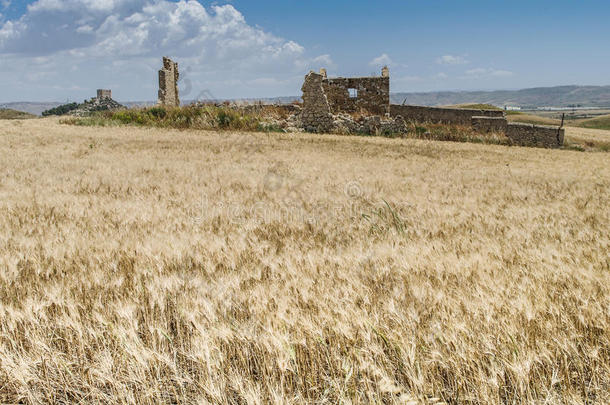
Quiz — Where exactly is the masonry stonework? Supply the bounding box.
[321,67,390,115]
[301,71,334,133]
[505,123,564,148]
[96,89,112,100]
[158,57,180,107]
[390,104,505,125]
[471,116,508,133]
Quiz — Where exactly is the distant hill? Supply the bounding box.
[0,102,63,116]
[391,85,610,108]
[0,108,37,119]
[238,86,610,108]
[4,85,610,115]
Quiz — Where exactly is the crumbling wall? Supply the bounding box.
[471,116,508,133]
[97,89,112,100]
[301,71,334,133]
[506,123,564,148]
[471,117,564,148]
[390,104,504,125]
[158,57,180,107]
[322,67,390,115]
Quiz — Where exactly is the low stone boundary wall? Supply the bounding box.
[505,123,564,148]
[471,116,508,133]
[390,104,504,125]
[470,116,564,148]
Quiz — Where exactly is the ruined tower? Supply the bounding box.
[301,71,334,133]
[97,89,112,100]
[381,65,390,78]
[158,57,180,107]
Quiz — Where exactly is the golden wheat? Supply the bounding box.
[0,118,608,404]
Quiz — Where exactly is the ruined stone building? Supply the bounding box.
[158,57,180,107]
[96,89,112,100]
[299,64,564,147]
[321,67,390,115]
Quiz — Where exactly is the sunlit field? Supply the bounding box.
[0,118,608,403]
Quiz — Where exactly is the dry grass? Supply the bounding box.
[506,113,561,126]
[443,104,502,111]
[564,127,610,151]
[0,117,609,404]
[575,114,610,131]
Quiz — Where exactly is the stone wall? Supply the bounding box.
[506,123,564,148]
[158,57,180,107]
[471,116,508,133]
[301,71,334,133]
[390,104,505,125]
[322,67,390,115]
[97,89,112,100]
[471,116,564,148]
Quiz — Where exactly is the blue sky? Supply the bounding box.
[0,0,608,102]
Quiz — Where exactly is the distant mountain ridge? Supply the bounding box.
[390,85,610,108]
[0,102,63,116]
[4,85,610,115]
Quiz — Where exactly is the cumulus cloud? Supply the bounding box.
[465,68,514,78]
[311,54,335,69]
[1,0,303,62]
[436,55,469,65]
[0,0,325,100]
[369,53,392,67]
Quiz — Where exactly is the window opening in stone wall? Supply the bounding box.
[348,88,358,98]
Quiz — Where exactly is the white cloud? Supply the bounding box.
[369,53,392,67]
[465,68,486,75]
[0,0,325,100]
[464,68,514,78]
[311,54,335,69]
[433,72,448,80]
[489,69,513,77]
[436,55,469,65]
[393,75,424,84]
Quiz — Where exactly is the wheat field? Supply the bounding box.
[0,118,608,404]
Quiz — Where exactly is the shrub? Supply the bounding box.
[62,105,270,132]
[42,103,80,117]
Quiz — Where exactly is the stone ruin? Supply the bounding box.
[322,67,390,115]
[301,71,334,133]
[472,116,564,148]
[158,57,180,107]
[68,89,124,117]
[150,56,564,148]
[297,65,563,147]
[97,89,112,100]
[300,66,404,134]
